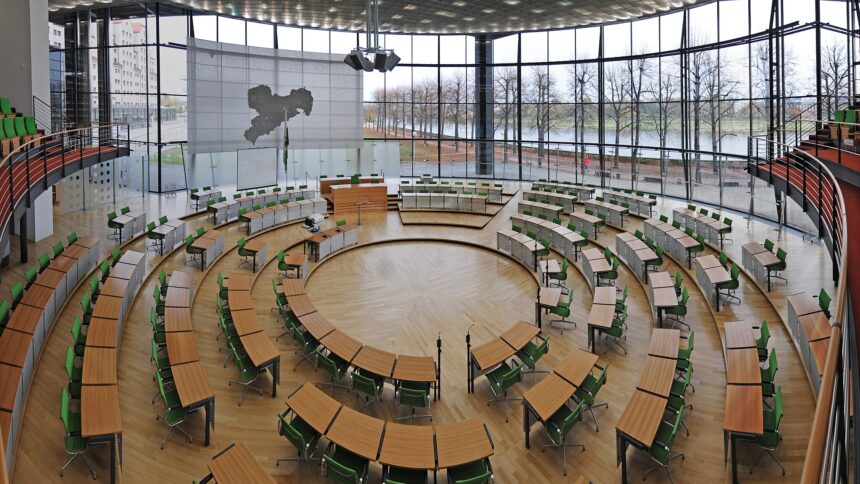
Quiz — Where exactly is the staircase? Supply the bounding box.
[387,193,399,210]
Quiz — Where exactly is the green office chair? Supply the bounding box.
[238,208,251,234]
[597,308,627,354]
[615,286,628,318]
[150,337,172,403]
[315,349,349,395]
[277,250,293,278]
[351,370,384,413]
[99,260,111,283]
[516,336,549,382]
[634,229,644,239]
[24,266,37,289]
[153,284,166,319]
[717,264,741,304]
[574,363,609,431]
[720,217,733,243]
[671,220,681,230]
[155,371,195,448]
[819,288,832,318]
[598,258,619,287]
[486,360,523,422]
[59,388,96,479]
[658,215,668,223]
[185,235,204,266]
[228,343,265,406]
[38,252,51,272]
[322,443,370,484]
[147,221,165,252]
[647,246,665,273]
[383,466,428,484]
[543,399,587,476]
[80,290,93,322]
[548,259,568,293]
[749,386,785,475]
[276,413,321,480]
[666,287,689,330]
[548,291,576,334]
[603,246,613,262]
[237,238,257,269]
[110,247,122,266]
[675,332,695,392]
[642,406,686,483]
[761,349,779,403]
[755,320,771,362]
[763,238,775,253]
[0,300,9,329]
[70,315,86,357]
[65,345,82,398]
[158,270,168,297]
[645,236,655,250]
[686,234,705,267]
[396,381,432,423]
[291,323,319,370]
[768,248,787,284]
[674,271,683,297]
[446,458,493,484]
[216,272,228,301]
[9,281,23,310]
[718,251,729,269]
[596,213,607,234]
[107,211,121,240]
[52,241,65,258]
[574,230,590,261]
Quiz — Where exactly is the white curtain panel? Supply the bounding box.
[187,37,363,154]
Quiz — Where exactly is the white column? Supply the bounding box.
[25,190,53,242]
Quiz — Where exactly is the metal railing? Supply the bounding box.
[747,133,851,483]
[0,123,130,250]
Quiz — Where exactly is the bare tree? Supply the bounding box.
[702,52,741,173]
[494,67,519,162]
[645,67,679,177]
[443,72,467,152]
[820,41,849,120]
[523,67,557,166]
[627,56,652,175]
[604,64,631,168]
[569,63,596,175]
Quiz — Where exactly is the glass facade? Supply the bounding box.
[48,0,857,233]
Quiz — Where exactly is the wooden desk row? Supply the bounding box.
[507,214,587,263]
[569,211,603,240]
[787,292,831,394]
[581,248,613,290]
[467,321,542,394]
[615,329,681,482]
[209,189,315,225]
[400,180,503,203]
[496,229,541,271]
[615,232,660,283]
[285,383,493,473]
[0,236,102,470]
[522,189,577,214]
[583,199,628,228]
[649,271,681,327]
[190,188,222,207]
[112,209,146,243]
[522,349,601,451]
[694,254,732,311]
[602,190,655,218]
[741,242,782,292]
[78,250,146,484]
[239,198,327,235]
[189,229,225,271]
[642,218,702,269]
[284,280,440,399]
[224,274,281,398]
[148,219,186,256]
[722,321,764,483]
[672,208,731,249]
[585,287,619,353]
[400,192,488,213]
[518,200,564,221]
[162,271,216,446]
[304,224,359,263]
[530,181,595,201]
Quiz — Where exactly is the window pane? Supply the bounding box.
[632,17,659,55]
[548,29,575,62]
[604,23,630,58]
[412,35,438,64]
[303,29,329,53]
[720,0,749,41]
[246,21,273,48]
[521,31,547,63]
[440,35,466,65]
[576,27,599,60]
[160,47,186,95]
[385,34,412,64]
[690,3,718,46]
[277,26,301,50]
[660,12,683,51]
[330,31,357,54]
[493,34,518,64]
[218,16,245,45]
[193,15,216,41]
[159,15,187,45]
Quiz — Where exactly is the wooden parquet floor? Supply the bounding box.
[5,182,827,483]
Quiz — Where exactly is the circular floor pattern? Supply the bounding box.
[306,240,538,353]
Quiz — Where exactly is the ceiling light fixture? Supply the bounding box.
[343,0,400,73]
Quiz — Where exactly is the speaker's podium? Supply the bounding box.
[329,176,388,214]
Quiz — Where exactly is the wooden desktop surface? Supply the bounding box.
[392,356,436,383]
[230,309,262,337]
[85,318,118,348]
[167,271,193,289]
[653,287,679,308]
[615,389,666,447]
[100,277,129,299]
[554,349,599,387]
[297,311,335,340]
[287,295,316,317]
[593,287,616,306]
[226,291,254,311]
[378,421,436,470]
[171,361,215,407]
[352,346,397,378]
[208,441,275,484]
[648,271,674,288]
[6,305,42,334]
[166,332,200,365]
[82,347,117,386]
[0,330,31,367]
[523,373,576,422]
[648,329,680,359]
[321,330,364,363]
[725,348,762,385]
[92,295,123,321]
[723,385,764,435]
[724,321,756,350]
[471,338,515,371]
[164,308,193,333]
[0,364,21,411]
[225,274,253,292]
[500,321,539,350]
[108,263,136,281]
[435,419,493,469]
[239,331,279,367]
[281,279,306,297]
[81,385,122,437]
[164,288,191,308]
[325,406,385,460]
[285,384,342,434]
[587,304,615,328]
[636,356,676,398]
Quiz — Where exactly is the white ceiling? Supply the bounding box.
[48,0,708,34]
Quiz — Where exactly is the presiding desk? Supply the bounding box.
[331,183,388,214]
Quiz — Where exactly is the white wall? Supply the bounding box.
[0,0,49,116]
